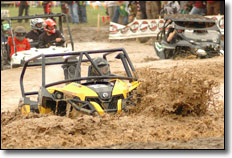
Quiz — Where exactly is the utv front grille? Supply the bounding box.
[86,95,124,110]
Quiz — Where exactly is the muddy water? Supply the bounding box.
[1,26,224,149]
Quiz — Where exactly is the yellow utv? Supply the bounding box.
[19,48,140,116]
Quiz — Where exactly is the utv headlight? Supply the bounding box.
[102,92,109,99]
[196,49,207,56]
[190,40,195,43]
[54,91,64,99]
[219,49,224,55]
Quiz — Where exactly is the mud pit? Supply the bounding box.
[1,26,224,149]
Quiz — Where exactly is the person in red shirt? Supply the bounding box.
[8,26,31,58]
[189,1,206,15]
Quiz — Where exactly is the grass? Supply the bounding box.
[1,5,107,29]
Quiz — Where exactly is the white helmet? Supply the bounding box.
[30,18,44,30]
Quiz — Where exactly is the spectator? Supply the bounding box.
[139,1,147,19]
[160,1,180,15]
[42,1,52,14]
[179,1,192,14]
[220,1,224,15]
[112,1,129,25]
[8,26,30,58]
[26,18,45,45]
[38,19,65,48]
[105,1,117,22]
[18,1,30,23]
[66,1,79,24]
[78,1,87,23]
[146,1,161,19]
[207,1,221,15]
[60,1,71,22]
[128,1,138,23]
[189,1,206,15]
[128,1,146,23]
[120,1,129,25]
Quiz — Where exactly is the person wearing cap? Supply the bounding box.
[18,1,30,23]
[38,18,65,48]
[7,26,31,58]
[89,57,111,76]
[26,18,45,43]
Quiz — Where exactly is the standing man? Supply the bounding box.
[128,1,147,22]
[189,1,206,15]
[60,1,71,22]
[105,1,118,22]
[18,1,30,23]
[42,1,53,14]
[78,1,87,23]
[66,1,79,24]
[112,1,129,25]
[146,1,160,19]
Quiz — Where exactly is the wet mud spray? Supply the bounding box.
[1,59,224,149]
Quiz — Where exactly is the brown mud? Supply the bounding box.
[1,26,224,149]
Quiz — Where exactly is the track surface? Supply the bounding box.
[1,26,224,149]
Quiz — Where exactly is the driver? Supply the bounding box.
[38,18,65,48]
[89,57,111,76]
[26,18,45,43]
[167,28,184,44]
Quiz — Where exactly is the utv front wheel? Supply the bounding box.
[164,49,174,59]
[156,50,166,59]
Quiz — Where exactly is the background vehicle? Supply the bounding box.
[1,13,74,69]
[19,48,140,116]
[154,14,224,59]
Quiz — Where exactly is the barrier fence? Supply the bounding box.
[109,15,224,40]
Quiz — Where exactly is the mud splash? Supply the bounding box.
[133,66,221,117]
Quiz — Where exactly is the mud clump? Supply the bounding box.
[132,66,221,117]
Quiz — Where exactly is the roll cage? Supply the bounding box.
[157,14,221,42]
[20,48,138,97]
[1,13,74,52]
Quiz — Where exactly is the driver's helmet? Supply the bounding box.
[14,26,26,41]
[44,19,56,34]
[91,58,110,76]
[30,18,44,31]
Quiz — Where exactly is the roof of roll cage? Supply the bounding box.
[164,14,216,23]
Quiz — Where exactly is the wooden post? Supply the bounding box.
[97,13,100,32]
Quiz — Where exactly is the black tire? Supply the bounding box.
[164,49,174,59]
